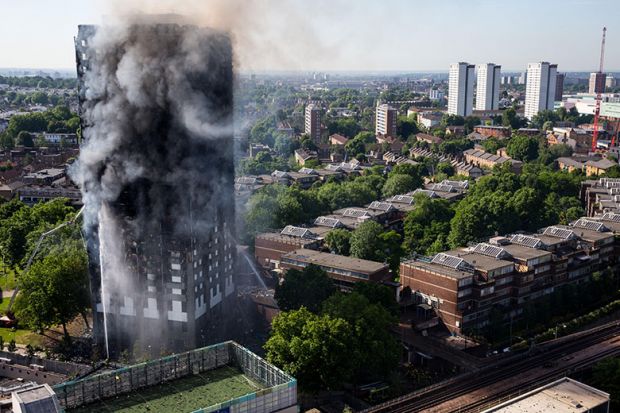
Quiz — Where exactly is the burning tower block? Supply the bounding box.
[74,21,236,356]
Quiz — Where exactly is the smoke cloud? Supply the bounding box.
[71,16,237,354]
[92,0,339,72]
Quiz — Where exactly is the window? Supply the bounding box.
[458,289,471,298]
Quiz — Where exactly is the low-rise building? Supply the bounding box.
[416,133,443,145]
[463,148,522,173]
[42,132,78,146]
[481,378,609,413]
[329,133,349,146]
[517,128,541,136]
[400,216,614,334]
[473,125,511,139]
[416,111,443,129]
[294,148,318,166]
[280,248,391,291]
[585,158,617,176]
[18,186,82,206]
[22,168,65,185]
[255,226,322,270]
[581,177,620,215]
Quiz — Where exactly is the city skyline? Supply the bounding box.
[2,0,620,72]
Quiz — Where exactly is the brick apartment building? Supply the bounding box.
[280,248,391,291]
[473,125,511,139]
[581,177,620,216]
[254,226,322,270]
[400,218,618,334]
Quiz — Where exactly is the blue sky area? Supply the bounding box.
[1,0,619,72]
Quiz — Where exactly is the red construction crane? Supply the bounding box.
[591,27,607,152]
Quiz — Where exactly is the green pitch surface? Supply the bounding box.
[69,366,263,413]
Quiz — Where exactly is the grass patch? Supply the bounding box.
[0,327,43,347]
[69,366,263,413]
[0,264,17,291]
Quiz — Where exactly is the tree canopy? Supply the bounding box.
[274,264,336,313]
[506,135,540,162]
[324,229,351,255]
[15,240,89,338]
[265,290,399,392]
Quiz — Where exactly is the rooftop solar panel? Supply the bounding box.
[429,184,455,193]
[543,226,576,240]
[368,201,395,211]
[413,189,438,198]
[388,195,415,205]
[298,168,319,175]
[473,243,510,259]
[280,226,315,239]
[432,253,464,269]
[571,218,607,232]
[343,208,372,218]
[602,212,620,223]
[510,234,543,249]
[441,179,469,189]
[314,216,343,228]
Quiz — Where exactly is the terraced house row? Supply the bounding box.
[400,214,620,334]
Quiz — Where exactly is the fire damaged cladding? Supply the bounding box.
[74,23,236,355]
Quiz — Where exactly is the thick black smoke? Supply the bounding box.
[71,19,236,355]
[73,21,234,233]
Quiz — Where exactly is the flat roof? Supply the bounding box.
[501,243,552,261]
[68,366,262,413]
[402,260,474,280]
[444,250,514,272]
[15,384,56,404]
[282,248,387,274]
[255,232,317,245]
[481,378,609,413]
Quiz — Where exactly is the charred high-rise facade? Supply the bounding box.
[74,21,236,356]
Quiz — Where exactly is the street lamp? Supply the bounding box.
[554,323,567,339]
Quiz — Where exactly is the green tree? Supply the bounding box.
[382,173,419,197]
[16,131,34,147]
[0,133,14,150]
[590,357,620,412]
[403,195,454,255]
[501,107,526,129]
[350,220,385,261]
[481,137,505,154]
[274,264,336,313]
[378,230,403,274]
[441,114,465,127]
[397,115,419,139]
[353,280,398,316]
[506,135,539,162]
[322,292,399,382]
[324,229,352,255]
[264,308,354,392]
[344,137,365,158]
[15,241,89,338]
[531,110,559,129]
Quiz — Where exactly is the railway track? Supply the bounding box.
[360,321,620,413]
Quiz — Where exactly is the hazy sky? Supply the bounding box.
[1,0,619,73]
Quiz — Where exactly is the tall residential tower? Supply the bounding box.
[475,63,501,111]
[75,23,237,356]
[304,103,322,144]
[375,103,397,137]
[448,63,475,116]
[524,62,557,119]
